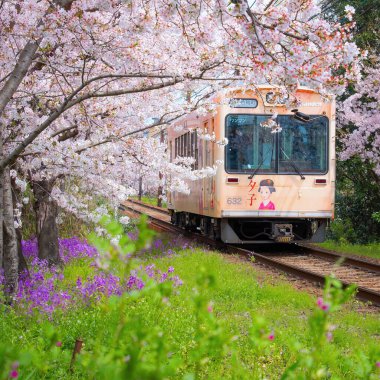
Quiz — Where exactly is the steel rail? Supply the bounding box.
[296,244,380,274]
[127,199,169,215]
[120,202,380,306]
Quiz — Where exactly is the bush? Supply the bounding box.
[334,158,380,243]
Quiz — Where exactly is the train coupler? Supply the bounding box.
[272,224,294,243]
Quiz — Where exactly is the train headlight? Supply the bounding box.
[266,91,289,105]
[266,92,276,104]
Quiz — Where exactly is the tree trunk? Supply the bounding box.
[10,178,28,273]
[157,174,163,207]
[3,167,19,300]
[16,227,28,273]
[0,40,41,117]
[138,175,143,201]
[32,178,62,266]
[0,130,3,269]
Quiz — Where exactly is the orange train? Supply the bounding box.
[167,86,335,243]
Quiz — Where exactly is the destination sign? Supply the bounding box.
[229,98,258,108]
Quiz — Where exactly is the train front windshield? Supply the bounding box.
[225,114,328,174]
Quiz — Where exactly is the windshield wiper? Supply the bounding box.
[280,148,305,180]
[248,136,275,179]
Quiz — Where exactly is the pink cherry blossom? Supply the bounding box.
[0,0,361,249]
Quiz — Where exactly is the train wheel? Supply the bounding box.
[171,212,178,226]
[210,219,221,240]
[200,217,209,236]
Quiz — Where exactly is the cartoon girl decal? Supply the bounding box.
[258,179,276,210]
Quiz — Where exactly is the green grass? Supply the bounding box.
[131,195,167,208]
[317,241,380,259]
[154,251,380,374]
[1,247,379,379]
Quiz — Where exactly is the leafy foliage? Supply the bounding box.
[1,220,380,378]
[332,158,380,243]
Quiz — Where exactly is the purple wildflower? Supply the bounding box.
[11,362,19,370]
[153,239,163,249]
[317,297,330,311]
[1,237,183,316]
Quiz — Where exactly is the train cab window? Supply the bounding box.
[278,116,328,174]
[225,115,276,173]
[225,114,328,175]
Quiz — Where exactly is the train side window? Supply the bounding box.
[204,121,209,168]
[190,132,195,169]
[199,138,203,169]
[190,132,194,157]
[194,131,198,170]
[211,118,215,166]
[187,132,191,157]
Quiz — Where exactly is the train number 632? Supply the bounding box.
[226,197,242,205]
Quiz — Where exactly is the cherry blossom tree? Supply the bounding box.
[339,63,380,182]
[0,0,361,296]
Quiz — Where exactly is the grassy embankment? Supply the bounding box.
[317,241,380,260]
[1,238,379,379]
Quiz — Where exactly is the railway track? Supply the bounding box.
[120,200,380,306]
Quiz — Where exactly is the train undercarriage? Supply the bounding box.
[170,211,328,243]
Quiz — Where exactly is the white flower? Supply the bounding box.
[119,216,130,225]
[110,236,121,246]
[344,5,355,21]
[216,137,229,146]
[15,177,27,192]
[271,125,282,134]
[271,112,278,120]
[343,42,360,63]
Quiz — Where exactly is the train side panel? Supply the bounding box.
[167,86,336,243]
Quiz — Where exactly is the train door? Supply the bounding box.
[209,118,215,209]
[203,120,214,211]
[198,126,204,210]
[167,140,173,205]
